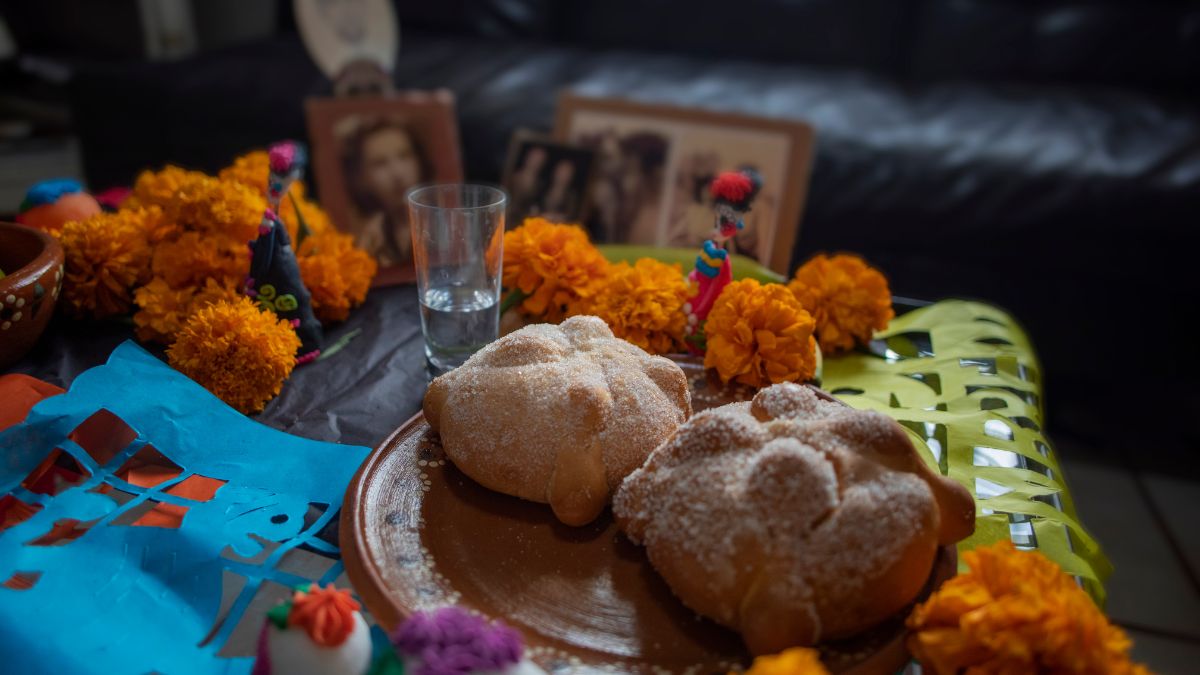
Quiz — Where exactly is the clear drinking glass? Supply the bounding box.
[408,184,506,373]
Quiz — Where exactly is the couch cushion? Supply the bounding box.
[559,0,911,74]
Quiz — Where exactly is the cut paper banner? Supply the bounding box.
[0,342,370,675]
[822,300,1112,604]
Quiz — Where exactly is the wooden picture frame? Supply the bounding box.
[554,93,815,275]
[500,128,598,226]
[306,91,463,286]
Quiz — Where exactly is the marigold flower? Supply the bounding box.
[296,230,377,322]
[167,174,265,242]
[787,254,894,354]
[128,165,206,209]
[58,212,152,319]
[703,279,817,388]
[128,204,179,244]
[167,296,300,414]
[133,277,241,344]
[740,647,829,675]
[907,541,1151,675]
[151,231,249,289]
[296,254,350,323]
[502,218,610,323]
[581,258,692,355]
[220,150,332,241]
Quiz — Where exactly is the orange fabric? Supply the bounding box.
[0,374,64,431]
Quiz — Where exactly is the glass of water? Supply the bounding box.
[408,184,506,373]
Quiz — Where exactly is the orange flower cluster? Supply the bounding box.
[166,296,300,414]
[740,648,829,675]
[219,150,336,244]
[296,230,376,323]
[502,218,610,324]
[50,150,376,339]
[582,258,694,354]
[907,541,1150,675]
[57,211,152,319]
[703,279,818,388]
[787,253,894,354]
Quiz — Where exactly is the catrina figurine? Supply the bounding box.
[684,168,763,352]
[244,141,323,363]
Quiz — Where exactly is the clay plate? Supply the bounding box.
[341,360,956,673]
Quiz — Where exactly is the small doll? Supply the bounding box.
[253,583,373,675]
[244,141,324,363]
[684,169,763,350]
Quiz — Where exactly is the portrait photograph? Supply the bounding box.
[555,94,815,274]
[501,130,597,226]
[306,92,463,284]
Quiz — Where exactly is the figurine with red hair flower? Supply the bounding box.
[684,168,763,351]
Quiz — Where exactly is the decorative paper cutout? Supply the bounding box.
[824,300,1112,603]
[0,341,369,675]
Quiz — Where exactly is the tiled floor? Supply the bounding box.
[1058,441,1200,672]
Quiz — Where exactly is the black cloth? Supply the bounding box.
[10,286,427,448]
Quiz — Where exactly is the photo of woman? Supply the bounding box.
[306,92,463,283]
[339,115,430,267]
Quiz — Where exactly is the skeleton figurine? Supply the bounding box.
[684,169,763,351]
[244,141,323,363]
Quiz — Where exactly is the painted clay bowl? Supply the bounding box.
[0,222,64,369]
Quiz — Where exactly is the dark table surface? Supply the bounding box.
[10,285,428,450]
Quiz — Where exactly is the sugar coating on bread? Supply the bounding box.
[613,382,975,654]
[423,315,692,526]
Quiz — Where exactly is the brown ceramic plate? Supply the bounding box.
[342,360,955,674]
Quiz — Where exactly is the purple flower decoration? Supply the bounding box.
[390,607,524,675]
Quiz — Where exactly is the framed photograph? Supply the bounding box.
[306,91,463,285]
[554,93,815,274]
[501,129,597,226]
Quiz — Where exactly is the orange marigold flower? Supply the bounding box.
[740,647,829,675]
[167,296,300,414]
[127,204,180,244]
[220,150,333,240]
[502,217,610,323]
[703,279,817,388]
[580,258,692,355]
[58,212,152,319]
[297,254,350,323]
[296,230,377,323]
[787,253,894,354]
[907,541,1152,675]
[132,278,192,344]
[168,174,265,242]
[128,165,206,209]
[287,583,361,647]
[151,231,249,289]
[133,277,242,344]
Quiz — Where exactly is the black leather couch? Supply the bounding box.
[62,0,1200,428]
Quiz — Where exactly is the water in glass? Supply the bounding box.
[419,284,499,371]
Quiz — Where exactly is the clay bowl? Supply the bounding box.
[0,222,64,369]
